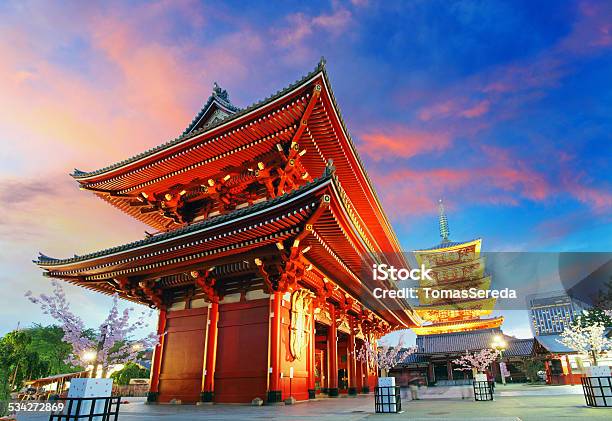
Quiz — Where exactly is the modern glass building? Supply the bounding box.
[527,291,587,336]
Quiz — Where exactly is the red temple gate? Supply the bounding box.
[36,60,418,404]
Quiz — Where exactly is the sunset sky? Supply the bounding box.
[1,0,611,341]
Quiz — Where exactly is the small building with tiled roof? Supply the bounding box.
[390,328,534,386]
[532,334,589,386]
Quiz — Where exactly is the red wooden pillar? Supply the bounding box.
[355,338,363,392]
[328,303,339,397]
[201,302,219,402]
[308,303,316,399]
[348,317,357,395]
[148,308,167,402]
[268,291,283,403]
[361,359,368,393]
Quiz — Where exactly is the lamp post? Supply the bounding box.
[491,335,507,385]
[84,323,109,378]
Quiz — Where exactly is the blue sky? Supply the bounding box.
[0,0,610,342]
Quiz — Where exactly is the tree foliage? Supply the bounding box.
[452,348,500,373]
[110,362,150,386]
[26,281,159,376]
[557,322,612,365]
[523,359,545,383]
[26,324,76,375]
[355,335,417,372]
[0,324,82,398]
[574,307,612,329]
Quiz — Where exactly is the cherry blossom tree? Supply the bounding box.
[557,322,612,365]
[356,335,417,376]
[453,348,500,374]
[26,281,159,377]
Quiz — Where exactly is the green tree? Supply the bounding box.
[110,362,150,386]
[27,324,76,375]
[523,359,545,383]
[0,337,18,403]
[0,325,82,397]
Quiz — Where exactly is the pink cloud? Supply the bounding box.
[418,99,490,121]
[273,7,352,53]
[560,169,612,214]
[417,100,457,121]
[312,9,352,34]
[400,0,612,134]
[364,143,552,218]
[0,1,271,178]
[358,127,452,161]
[460,100,490,118]
[479,145,550,201]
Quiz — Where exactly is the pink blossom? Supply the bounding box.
[26,281,160,372]
[453,348,500,373]
[356,335,417,372]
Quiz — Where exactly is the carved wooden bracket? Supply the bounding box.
[140,280,165,310]
[191,269,220,303]
[123,84,323,228]
[335,295,355,328]
[313,278,335,311]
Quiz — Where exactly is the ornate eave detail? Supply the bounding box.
[122,137,314,227]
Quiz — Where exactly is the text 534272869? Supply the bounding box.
[7,401,65,412]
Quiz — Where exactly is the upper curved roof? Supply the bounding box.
[68,59,407,260]
[72,60,328,180]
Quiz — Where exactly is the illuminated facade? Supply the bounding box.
[35,61,419,404]
[412,200,503,335]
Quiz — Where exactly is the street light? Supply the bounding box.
[491,335,507,385]
[82,350,97,362]
[82,350,97,377]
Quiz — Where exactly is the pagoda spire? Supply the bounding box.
[438,199,450,243]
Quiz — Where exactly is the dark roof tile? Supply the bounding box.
[417,328,533,356]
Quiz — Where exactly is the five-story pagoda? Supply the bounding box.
[412,200,503,335]
[35,61,419,404]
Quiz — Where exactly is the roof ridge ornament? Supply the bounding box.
[212,82,230,102]
[438,199,450,243]
[318,56,327,70]
[37,252,58,262]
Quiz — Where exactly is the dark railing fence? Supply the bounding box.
[581,376,612,407]
[374,386,401,413]
[49,396,121,421]
[473,381,494,401]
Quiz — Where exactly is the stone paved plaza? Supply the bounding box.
[14,384,610,421]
